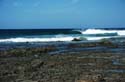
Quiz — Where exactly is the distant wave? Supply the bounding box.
[0,28,125,43]
[79,29,125,36]
[0,34,78,42]
[0,35,124,43]
[0,36,120,43]
[86,36,112,40]
[0,37,76,43]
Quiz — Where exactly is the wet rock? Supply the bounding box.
[76,80,94,82]
[92,74,106,82]
[34,54,39,58]
[0,44,125,82]
[99,79,106,82]
[72,38,82,41]
[99,39,118,48]
[31,59,44,68]
[21,80,38,82]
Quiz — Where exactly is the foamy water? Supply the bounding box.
[81,29,125,36]
[0,37,75,42]
[0,28,125,42]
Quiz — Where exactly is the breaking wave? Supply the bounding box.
[79,29,125,36]
[0,28,125,43]
[0,36,76,43]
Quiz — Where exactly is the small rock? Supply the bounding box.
[72,38,82,41]
[31,59,44,68]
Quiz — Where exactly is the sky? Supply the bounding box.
[0,0,125,29]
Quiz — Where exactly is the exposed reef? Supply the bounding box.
[0,40,125,82]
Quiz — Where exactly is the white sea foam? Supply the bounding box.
[0,36,123,42]
[0,29,125,43]
[0,37,75,43]
[86,37,111,40]
[80,29,125,36]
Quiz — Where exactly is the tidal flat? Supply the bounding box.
[0,40,125,82]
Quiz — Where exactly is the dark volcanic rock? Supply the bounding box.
[0,41,125,82]
[72,38,82,41]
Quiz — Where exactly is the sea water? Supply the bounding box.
[0,28,125,43]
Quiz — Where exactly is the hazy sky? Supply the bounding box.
[0,0,125,29]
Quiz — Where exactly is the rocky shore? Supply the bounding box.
[0,40,125,82]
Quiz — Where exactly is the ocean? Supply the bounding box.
[0,28,125,43]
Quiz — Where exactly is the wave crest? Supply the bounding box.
[0,37,76,43]
[79,29,125,36]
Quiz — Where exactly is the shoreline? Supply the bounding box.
[0,39,125,82]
